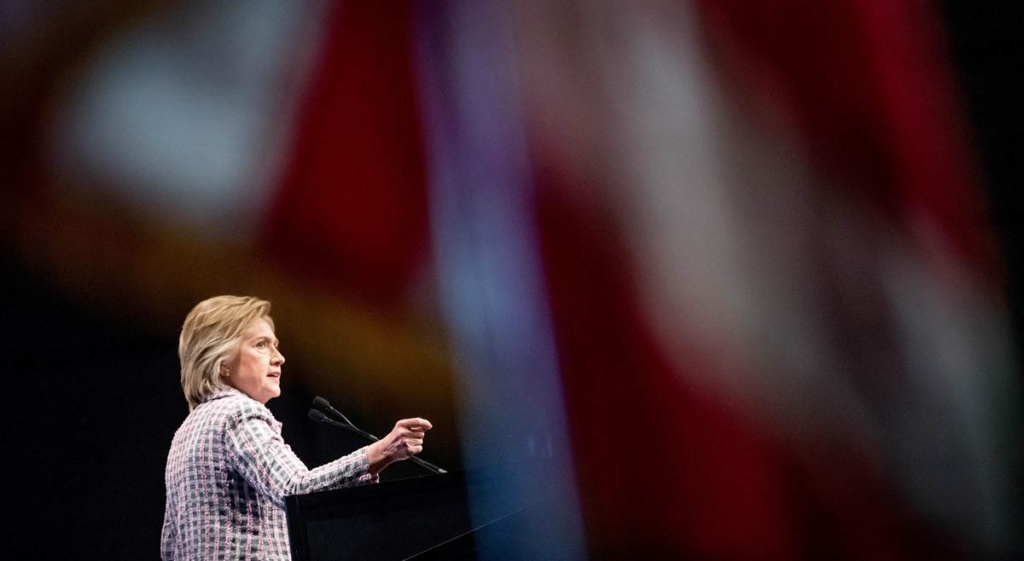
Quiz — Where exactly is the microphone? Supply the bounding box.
[312,396,356,428]
[309,397,447,475]
[307,409,347,428]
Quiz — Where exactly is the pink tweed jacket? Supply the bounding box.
[161,388,374,560]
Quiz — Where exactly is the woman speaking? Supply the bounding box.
[161,295,432,560]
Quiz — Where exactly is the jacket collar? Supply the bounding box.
[202,385,249,404]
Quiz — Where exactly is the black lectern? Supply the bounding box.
[286,470,525,561]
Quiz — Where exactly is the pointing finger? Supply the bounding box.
[398,418,433,431]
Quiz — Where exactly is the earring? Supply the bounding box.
[221,368,230,377]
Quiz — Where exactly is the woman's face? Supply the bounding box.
[224,318,285,404]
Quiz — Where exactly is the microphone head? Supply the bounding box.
[308,409,327,422]
[313,396,331,409]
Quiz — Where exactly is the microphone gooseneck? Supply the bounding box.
[309,397,447,475]
[308,408,370,435]
[313,396,357,428]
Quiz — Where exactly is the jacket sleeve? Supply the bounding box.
[224,400,373,503]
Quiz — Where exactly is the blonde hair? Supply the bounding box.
[179,295,275,410]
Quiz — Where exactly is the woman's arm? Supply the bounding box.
[225,401,372,502]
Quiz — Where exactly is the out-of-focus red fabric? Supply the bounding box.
[694,0,995,273]
[529,0,987,558]
[263,2,429,305]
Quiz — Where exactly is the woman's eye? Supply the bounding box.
[256,341,267,348]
